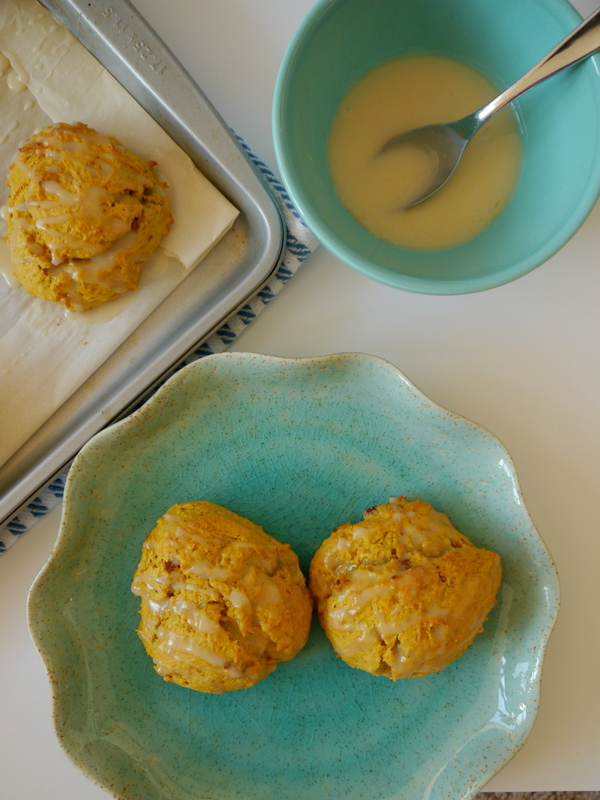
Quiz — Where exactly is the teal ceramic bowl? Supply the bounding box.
[28,353,559,800]
[273,0,600,293]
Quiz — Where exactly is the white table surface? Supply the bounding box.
[2,0,600,796]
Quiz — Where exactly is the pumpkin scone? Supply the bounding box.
[309,497,502,680]
[5,121,173,311]
[132,501,312,694]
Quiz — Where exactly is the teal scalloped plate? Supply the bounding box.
[28,352,559,800]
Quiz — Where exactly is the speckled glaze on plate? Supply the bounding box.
[28,352,559,800]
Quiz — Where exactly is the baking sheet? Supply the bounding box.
[0,0,285,526]
[0,0,241,466]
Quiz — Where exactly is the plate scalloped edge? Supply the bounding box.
[27,351,560,800]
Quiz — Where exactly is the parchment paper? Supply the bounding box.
[0,0,239,466]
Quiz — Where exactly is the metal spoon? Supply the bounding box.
[383,7,600,208]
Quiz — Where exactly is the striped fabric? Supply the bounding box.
[0,140,318,554]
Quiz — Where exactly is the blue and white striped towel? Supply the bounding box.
[0,141,318,554]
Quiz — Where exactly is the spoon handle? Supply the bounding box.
[477,7,600,125]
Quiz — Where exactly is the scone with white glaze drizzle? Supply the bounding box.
[309,497,502,680]
[132,501,312,694]
[5,121,173,311]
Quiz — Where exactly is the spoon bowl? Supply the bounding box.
[384,6,600,207]
[382,119,475,207]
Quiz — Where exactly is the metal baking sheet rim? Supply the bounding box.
[0,266,284,529]
[0,0,286,528]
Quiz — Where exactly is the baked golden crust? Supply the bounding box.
[5,121,173,311]
[132,501,312,694]
[309,497,502,679]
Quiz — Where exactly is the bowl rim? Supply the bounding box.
[272,0,600,294]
